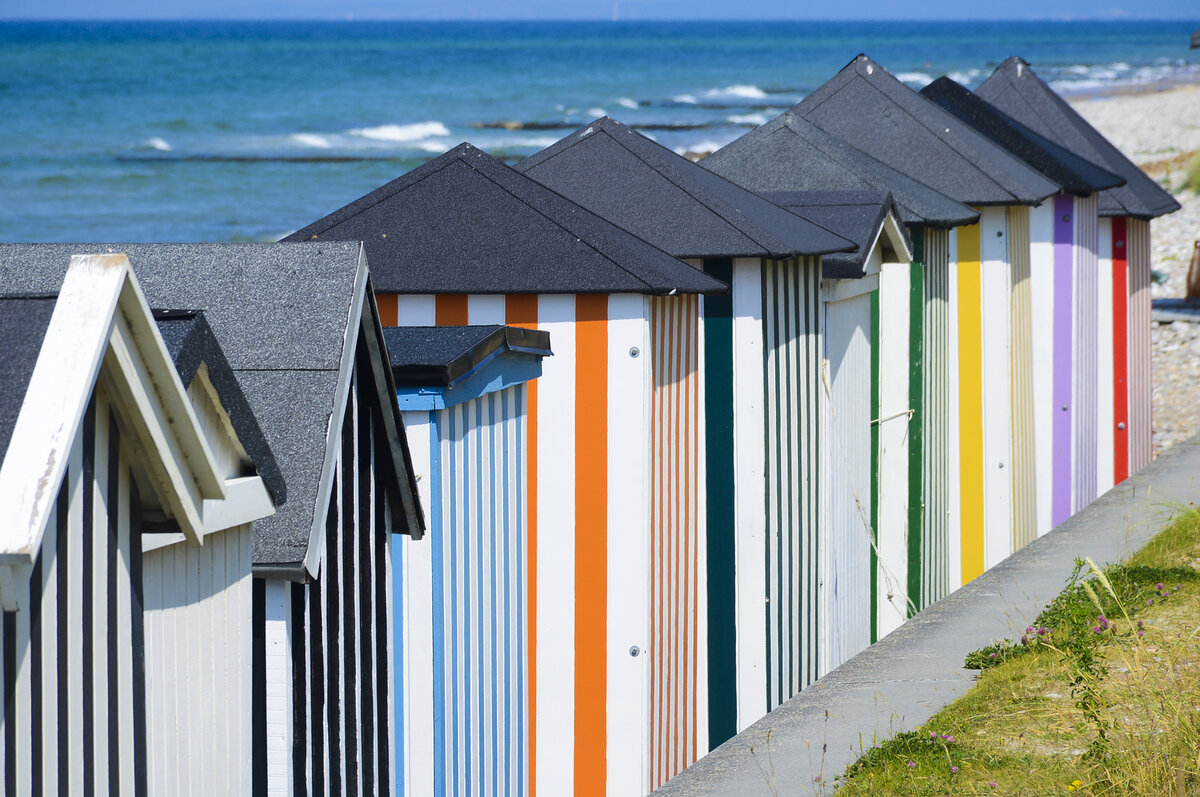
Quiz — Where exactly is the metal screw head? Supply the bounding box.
[1117,422,1126,431]
[1116,240,1125,248]
[629,646,641,657]
[996,231,1003,237]
[629,347,640,358]
[1062,405,1069,411]
[1062,214,1072,223]
[999,462,1005,469]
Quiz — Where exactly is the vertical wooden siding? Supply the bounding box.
[1096,216,1116,494]
[921,229,952,606]
[979,207,1013,571]
[821,290,873,673]
[1127,219,1152,472]
[761,258,822,707]
[1008,206,1037,552]
[1073,194,1100,513]
[649,294,703,790]
[1110,218,1130,483]
[1052,196,1075,528]
[955,222,985,583]
[1028,202,1056,536]
[287,368,392,797]
[0,391,147,796]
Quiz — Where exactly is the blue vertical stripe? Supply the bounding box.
[430,413,447,797]
[394,527,405,797]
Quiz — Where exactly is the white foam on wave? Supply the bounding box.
[704,84,767,100]
[674,139,726,156]
[947,69,983,85]
[418,141,450,153]
[290,133,333,149]
[728,112,769,126]
[587,107,607,118]
[348,121,451,142]
[895,72,934,87]
[616,97,639,109]
[141,136,172,152]
[673,94,697,104]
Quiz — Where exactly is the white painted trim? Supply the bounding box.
[821,274,880,303]
[140,476,275,553]
[1028,202,1056,537]
[303,244,369,579]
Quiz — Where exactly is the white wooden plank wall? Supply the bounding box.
[979,207,1014,570]
[1007,206,1037,553]
[945,228,963,593]
[1027,202,1056,537]
[922,230,953,606]
[761,258,823,705]
[1127,219,1152,472]
[0,390,147,795]
[876,258,911,637]
[821,291,873,674]
[1073,194,1100,512]
[143,523,253,794]
[1096,217,1116,494]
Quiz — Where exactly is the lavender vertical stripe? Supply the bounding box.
[1052,194,1074,527]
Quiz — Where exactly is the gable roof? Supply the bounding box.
[975,57,1181,220]
[514,117,856,259]
[385,325,552,388]
[0,243,424,579]
[764,191,911,278]
[284,143,726,296]
[919,77,1124,196]
[702,111,979,228]
[790,54,1059,207]
[0,254,276,569]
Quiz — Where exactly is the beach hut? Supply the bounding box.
[384,324,551,797]
[513,117,876,754]
[976,57,1181,492]
[0,241,426,797]
[0,252,279,793]
[919,76,1126,535]
[702,112,979,618]
[284,142,726,797]
[786,54,1059,585]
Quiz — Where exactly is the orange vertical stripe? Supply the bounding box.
[376,293,399,327]
[506,294,539,794]
[436,294,469,326]
[575,294,608,794]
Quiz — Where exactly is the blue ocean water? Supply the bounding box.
[1,20,1197,243]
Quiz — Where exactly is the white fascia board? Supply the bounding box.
[0,254,125,562]
[822,273,880,303]
[302,243,369,581]
[884,212,914,263]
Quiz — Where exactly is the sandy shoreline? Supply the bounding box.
[1067,81,1200,456]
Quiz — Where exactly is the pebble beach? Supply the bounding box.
[1070,81,1200,456]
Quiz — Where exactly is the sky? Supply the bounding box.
[0,0,1197,20]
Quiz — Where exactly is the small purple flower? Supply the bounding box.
[1163,591,1171,598]
[1138,620,1144,628]
[931,731,937,739]
[989,652,997,659]
[1092,626,1102,634]
[951,765,959,774]
[1138,630,1145,637]
[1148,598,1155,606]
[1026,626,1033,634]
[990,781,998,789]
[907,760,916,768]
[1156,582,1164,591]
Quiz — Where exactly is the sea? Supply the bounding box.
[2,19,1198,243]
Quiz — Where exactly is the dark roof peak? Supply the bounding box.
[285,142,725,296]
[516,116,856,259]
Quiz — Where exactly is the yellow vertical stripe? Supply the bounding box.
[957,222,985,583]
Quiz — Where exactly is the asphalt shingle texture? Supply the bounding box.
[975,57,1181,220]
[919,77,1125,196]
[0,242,382,569]
[284,142,726,296]
[790,54,1059,207]
[0,296,56,464]
[515,117,856,259]
[763,191,903,278]
[702,112,979,229]
[384,325,552,387]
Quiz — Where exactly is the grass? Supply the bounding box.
[833,507,1200,796]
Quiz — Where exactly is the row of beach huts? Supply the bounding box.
[0,55,1179,795]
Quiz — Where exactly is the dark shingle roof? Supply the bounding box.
[154,310,284,504]
[764,191,907,278]
[284,143,726,296]
[0,242,418,571]
[0,296,56,464]
[919,77,1124,196]
[384,325,553,387]
[514,117,856,259]
[975,58,1181,220]
[702,112,979,228]
[790,54,1059,207]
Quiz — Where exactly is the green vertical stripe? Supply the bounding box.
[869,288,880,644]
[907,228,926,614]
[703,257,738,749]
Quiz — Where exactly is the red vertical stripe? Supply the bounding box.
[1112,218,1130,483]
[436,295,469,326]
[574,294,608,795]
[505,294,539,795]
